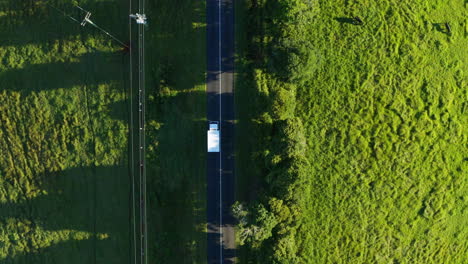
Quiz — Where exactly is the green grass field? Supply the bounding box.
[300,1,467,262]
[0,0,131,262]
[236,0,467,263]
[146,0,207,263]
[0,0,207,263]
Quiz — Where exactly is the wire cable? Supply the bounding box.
[142,16,148,264]
[45,2,128,48]
[128,0,138,263]
[74,4,89,13]
[45,2,80,23]
[45,0,138,262]
[136,3,146,262]
[136,0,148,261]
[85,19,129,48]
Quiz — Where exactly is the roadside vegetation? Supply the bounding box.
[235,0,467,263]
[0,0,130,262]
[145,0,207,263]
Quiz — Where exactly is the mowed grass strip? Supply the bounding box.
[145,0,207,263]
[0,0,131,263]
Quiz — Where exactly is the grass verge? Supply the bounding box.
[145,0,207,263]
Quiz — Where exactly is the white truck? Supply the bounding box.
[207,121,220,152]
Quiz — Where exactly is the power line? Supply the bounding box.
[46,1,146,262]
[137,17,148,264]
[131,0,147,262]
[45,2,128,48]
[128,0,138,262]
[83,17,129,48]
[44,2,80,23]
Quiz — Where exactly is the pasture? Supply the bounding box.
[0,0,131,262]
[235,0,467,263]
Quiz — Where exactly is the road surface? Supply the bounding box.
[206,0,236,263]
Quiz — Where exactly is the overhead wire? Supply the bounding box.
[136,0,148,262]
[44,1,143,263]
[44,2,80,23]
[128,0,138,262]
[44,1,128,48]
[142,1,148,264]
[45,0,138,262]
[84,19,129,48]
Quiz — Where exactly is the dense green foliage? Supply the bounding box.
[0,0,130,262]
[235,0,467,263]
[146,0,207,263]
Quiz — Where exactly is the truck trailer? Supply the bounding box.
[207,121,220,152]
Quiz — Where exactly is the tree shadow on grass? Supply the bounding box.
[0,0,128,48]
[0,165,130,234]
[128,0,207,224]
[145,0,209,250]
[0,50,126,94]
[145,0,207,93]
[0,165,131,263]
[2,234,127,264]
[146,110,208,262]
[107,98,131,122]
[145,87,207,204]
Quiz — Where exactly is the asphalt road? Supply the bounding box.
[206,0,235,263]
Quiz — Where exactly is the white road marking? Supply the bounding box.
[218,0,223,263]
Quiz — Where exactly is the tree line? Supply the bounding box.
[234,0,317,262]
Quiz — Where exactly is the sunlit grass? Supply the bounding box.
[236,0,467,262]
[0,218,110,260]
[0,0,130,262]
[299,1,467,263]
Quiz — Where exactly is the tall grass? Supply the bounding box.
[235,0,467,263]
[145,0,207,263]
[0,0,130,262]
